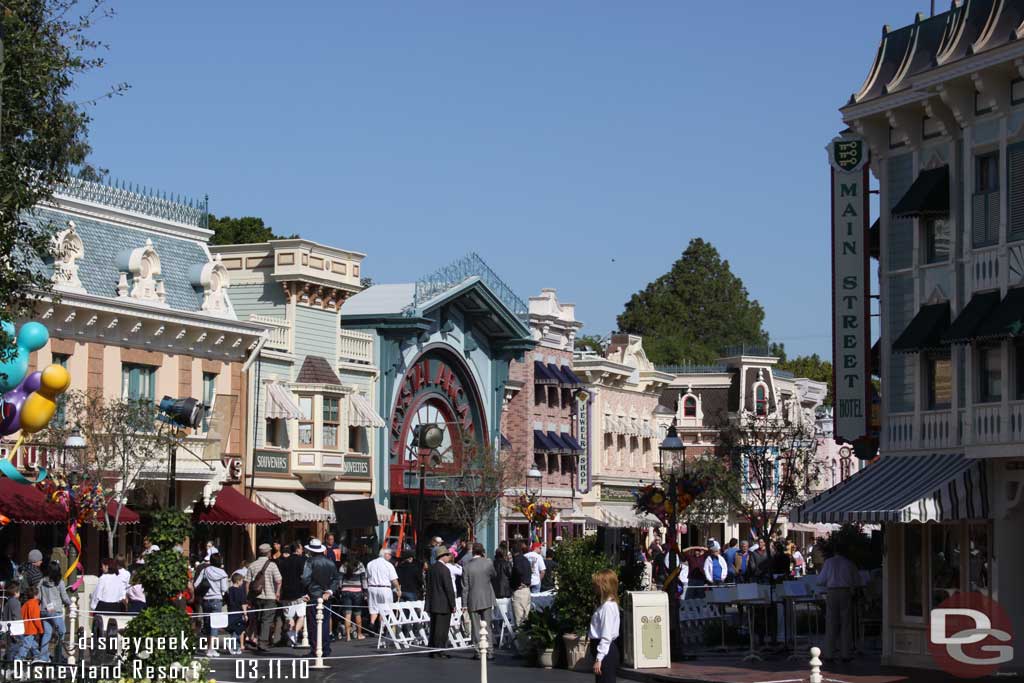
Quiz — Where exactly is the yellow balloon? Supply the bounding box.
[20,364,71,433]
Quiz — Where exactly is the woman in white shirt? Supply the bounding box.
[588,568,620,683]
[91,560,127,612]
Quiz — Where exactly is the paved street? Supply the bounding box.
[206,640,588,683]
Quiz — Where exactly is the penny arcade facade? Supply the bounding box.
[341,254,534,551]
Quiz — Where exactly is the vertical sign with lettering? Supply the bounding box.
[575,389,591,493]
[829,135,871,443]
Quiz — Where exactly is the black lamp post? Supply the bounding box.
[413,424,444,559]
[658,420,688,662]
[525,464,542,544]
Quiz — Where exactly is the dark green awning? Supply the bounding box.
[974,287,1024,340]
[892,166,949,218]
[940,291,1001,344]
[892,302,950,353]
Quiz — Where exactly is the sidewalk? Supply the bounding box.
[616,653,1017,683]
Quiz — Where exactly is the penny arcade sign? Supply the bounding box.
[829,135,871,444]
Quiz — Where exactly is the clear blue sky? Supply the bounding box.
[73,1,923,358]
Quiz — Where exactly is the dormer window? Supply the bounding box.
[683,396,697,417]
[755,385,768,416]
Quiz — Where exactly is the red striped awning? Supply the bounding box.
[198,485,281,526]
[0,479,66,524]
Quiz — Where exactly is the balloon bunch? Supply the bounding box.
[633,477,709,524]
[38,472,107,590]
[0,321,71,484]
[515,495,557,525]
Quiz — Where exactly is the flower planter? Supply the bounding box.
[562,633,590,671]
[537,647,555,669]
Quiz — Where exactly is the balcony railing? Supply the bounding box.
[886,404,1024,451]
[338,329,374,365]
[973,404,1003,444]
[249,314,290,352]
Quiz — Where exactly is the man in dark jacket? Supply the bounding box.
[424,549,456,658]
[301,539,340,658]
[396,554,423,601]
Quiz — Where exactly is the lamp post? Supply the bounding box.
[658,421,685,547]
[525,465,542,544]
[412,424,444,559]
[658,420,687,662]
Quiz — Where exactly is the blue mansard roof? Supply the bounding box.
[25,205,215,313]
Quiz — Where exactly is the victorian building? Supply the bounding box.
[499,288,588,545]
[1,177,266,569]
[210,239,385,546]
[572,334,674,531]
[791,2,1024,670]
[340,253,534,551]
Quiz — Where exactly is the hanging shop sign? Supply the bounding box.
[829,135,871,443]
[575,389,591,493]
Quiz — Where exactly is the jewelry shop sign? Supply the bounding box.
[829,135,871,443]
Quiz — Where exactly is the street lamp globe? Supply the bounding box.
[64,426,86,450]
[526,465,542,496]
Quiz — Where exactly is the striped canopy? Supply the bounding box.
[790,453,989,524]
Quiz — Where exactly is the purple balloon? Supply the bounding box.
[0,371,42,436]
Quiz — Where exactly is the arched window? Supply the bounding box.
[755,386,768,416]
[683,396,697,417]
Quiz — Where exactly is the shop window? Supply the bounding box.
[547,453,558,475]
[534,387,544,407]
[979,344,1002,403]
[506,523,530,544]
[930,524,961,609]
[968,523,991,595]
[323,397,340,449]
[925,218,952,264]
[121,363,156,405]
[265,418,288,448]
[904,525,924,618]
[560,454,573,476]
[348,426,369,454]
[683,396,697,417]
[298,396,314,447]
[202,372,217,431]
[534,452,545,472]
[926,351,952,410]
[547,386,558,409]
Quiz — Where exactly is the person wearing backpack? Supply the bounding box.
[196,553,230,657]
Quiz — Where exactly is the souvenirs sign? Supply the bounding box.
[829,135,871,443]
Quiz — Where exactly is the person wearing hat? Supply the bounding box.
[246,543,282,652]
[424,548,456,657]
[703,541,729,585]
[300,539,339,657]
[365,548,400,631]
[20,549,45,594]
[429,537,444,565]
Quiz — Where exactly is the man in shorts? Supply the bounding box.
[276,542,307,647]
[365,548,400,630]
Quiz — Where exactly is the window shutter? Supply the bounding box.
[1009,143,1024,241]
[973,193,989,247]
[988,190,1001,245]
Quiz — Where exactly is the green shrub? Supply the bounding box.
[521,608,559,649]
[552,537,611,635]
[148,509,190,548]
[120,605,196,669]
[133,548,188,604]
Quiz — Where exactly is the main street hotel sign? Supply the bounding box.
[829,135,871,443]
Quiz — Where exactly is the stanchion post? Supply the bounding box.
[479,620,489,683]
[68,592,79,666]
[311,597,327,669]
[809,646,822,683]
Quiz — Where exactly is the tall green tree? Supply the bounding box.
[617,238,768,365]
[207,213,298,245]
[0,0,126,353]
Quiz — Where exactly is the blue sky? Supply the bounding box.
[73,1,922,357]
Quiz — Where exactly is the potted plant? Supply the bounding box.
[522,608,558,668]
[552,536,612,670]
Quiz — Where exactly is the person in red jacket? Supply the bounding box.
[20,585,44,660]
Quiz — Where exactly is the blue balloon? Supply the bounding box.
[0,321,49,393]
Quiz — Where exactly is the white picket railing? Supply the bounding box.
[339,328,374,364]
[249,313,290,352]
